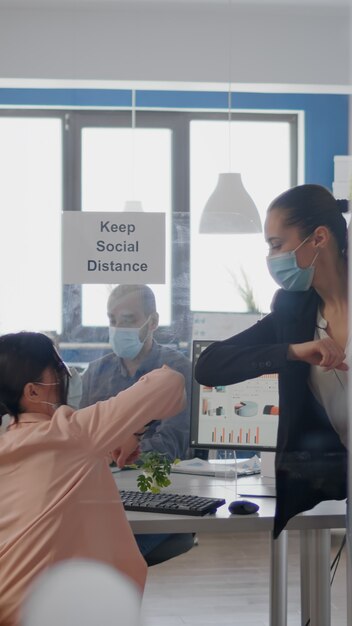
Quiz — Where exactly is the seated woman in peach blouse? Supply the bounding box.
[0,331,185,626]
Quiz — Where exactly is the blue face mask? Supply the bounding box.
[266,235,319,291]
[109,318,150,360]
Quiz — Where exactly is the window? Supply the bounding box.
[0,115,62,334]
[81,126,172,328]
[0,108,297,343]
[190,115,295,314]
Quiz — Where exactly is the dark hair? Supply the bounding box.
[0,332,69,425]
[268,184,349,258]
[108,284,157,317]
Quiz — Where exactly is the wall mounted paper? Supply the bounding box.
[62,211,165,284]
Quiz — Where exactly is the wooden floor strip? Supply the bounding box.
[142,531,347,626]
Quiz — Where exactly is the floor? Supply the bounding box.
[142,531,347,626]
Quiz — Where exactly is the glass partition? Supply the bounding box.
[0,95,349,624]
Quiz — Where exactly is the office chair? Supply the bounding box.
[144,532,196,567]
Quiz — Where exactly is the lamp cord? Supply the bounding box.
[132,88,136,130]
[131,88,136,197]
[227,0,232,173]
[304,533,346,626]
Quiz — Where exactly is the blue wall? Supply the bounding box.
[0,87,348,191]
[137,90,349,189]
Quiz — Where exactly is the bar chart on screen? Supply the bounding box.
[195,372,279,450]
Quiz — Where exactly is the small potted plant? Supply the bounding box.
[136,451,179,494]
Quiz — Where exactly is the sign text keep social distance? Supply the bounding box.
[62,211,165,284]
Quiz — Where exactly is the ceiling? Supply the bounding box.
[0,0,349,6]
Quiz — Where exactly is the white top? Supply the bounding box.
[308,309,348,448]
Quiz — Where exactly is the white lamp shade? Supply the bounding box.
[124,200,144,212]
[199,173,262,234]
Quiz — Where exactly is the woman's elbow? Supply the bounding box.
[194,358,212,386]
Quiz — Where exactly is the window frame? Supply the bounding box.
[63,109,297,345]
[62,110,190,344]
[0,108,298,346]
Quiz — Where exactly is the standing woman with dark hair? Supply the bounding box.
[195,184,349,537]
[0,332,185,626]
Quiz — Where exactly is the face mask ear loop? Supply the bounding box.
[310,250,320,267]
[137,316,152,342]
[141,315,151,332]
[293,233,312,253]
[294,233,320,269]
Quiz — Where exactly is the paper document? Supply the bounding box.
[171,455,261,478]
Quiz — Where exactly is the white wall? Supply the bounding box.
[0,2,349,86]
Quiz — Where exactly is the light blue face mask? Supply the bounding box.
[266,235,319,291]
[109,317,150,360]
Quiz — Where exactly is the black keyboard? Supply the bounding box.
[120,490,226,516]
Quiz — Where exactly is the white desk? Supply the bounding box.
[115,470,346,626]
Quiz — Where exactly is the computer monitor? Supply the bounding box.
[190,340,279,452]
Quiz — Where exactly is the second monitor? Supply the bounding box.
[190,340,279,452]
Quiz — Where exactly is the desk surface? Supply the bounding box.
[114,470,346,534]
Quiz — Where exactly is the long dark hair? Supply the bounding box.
[0,332,69,425]
[268,184,349,258]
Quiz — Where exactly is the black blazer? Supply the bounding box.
[194,288,347,538]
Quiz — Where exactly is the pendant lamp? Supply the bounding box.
[199,172,262,234]
[199,0,262,235]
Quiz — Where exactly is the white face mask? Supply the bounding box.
[109,317,151,360]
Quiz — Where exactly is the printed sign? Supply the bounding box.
[62,211,165,284]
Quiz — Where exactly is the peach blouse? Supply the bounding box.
[0,366,185,626]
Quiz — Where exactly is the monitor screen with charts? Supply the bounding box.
[191,340,279,452]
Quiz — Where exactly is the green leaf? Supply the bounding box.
[137,474,153,492]
[136,451,174,492]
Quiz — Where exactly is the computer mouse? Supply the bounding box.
[228,499,259,515]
